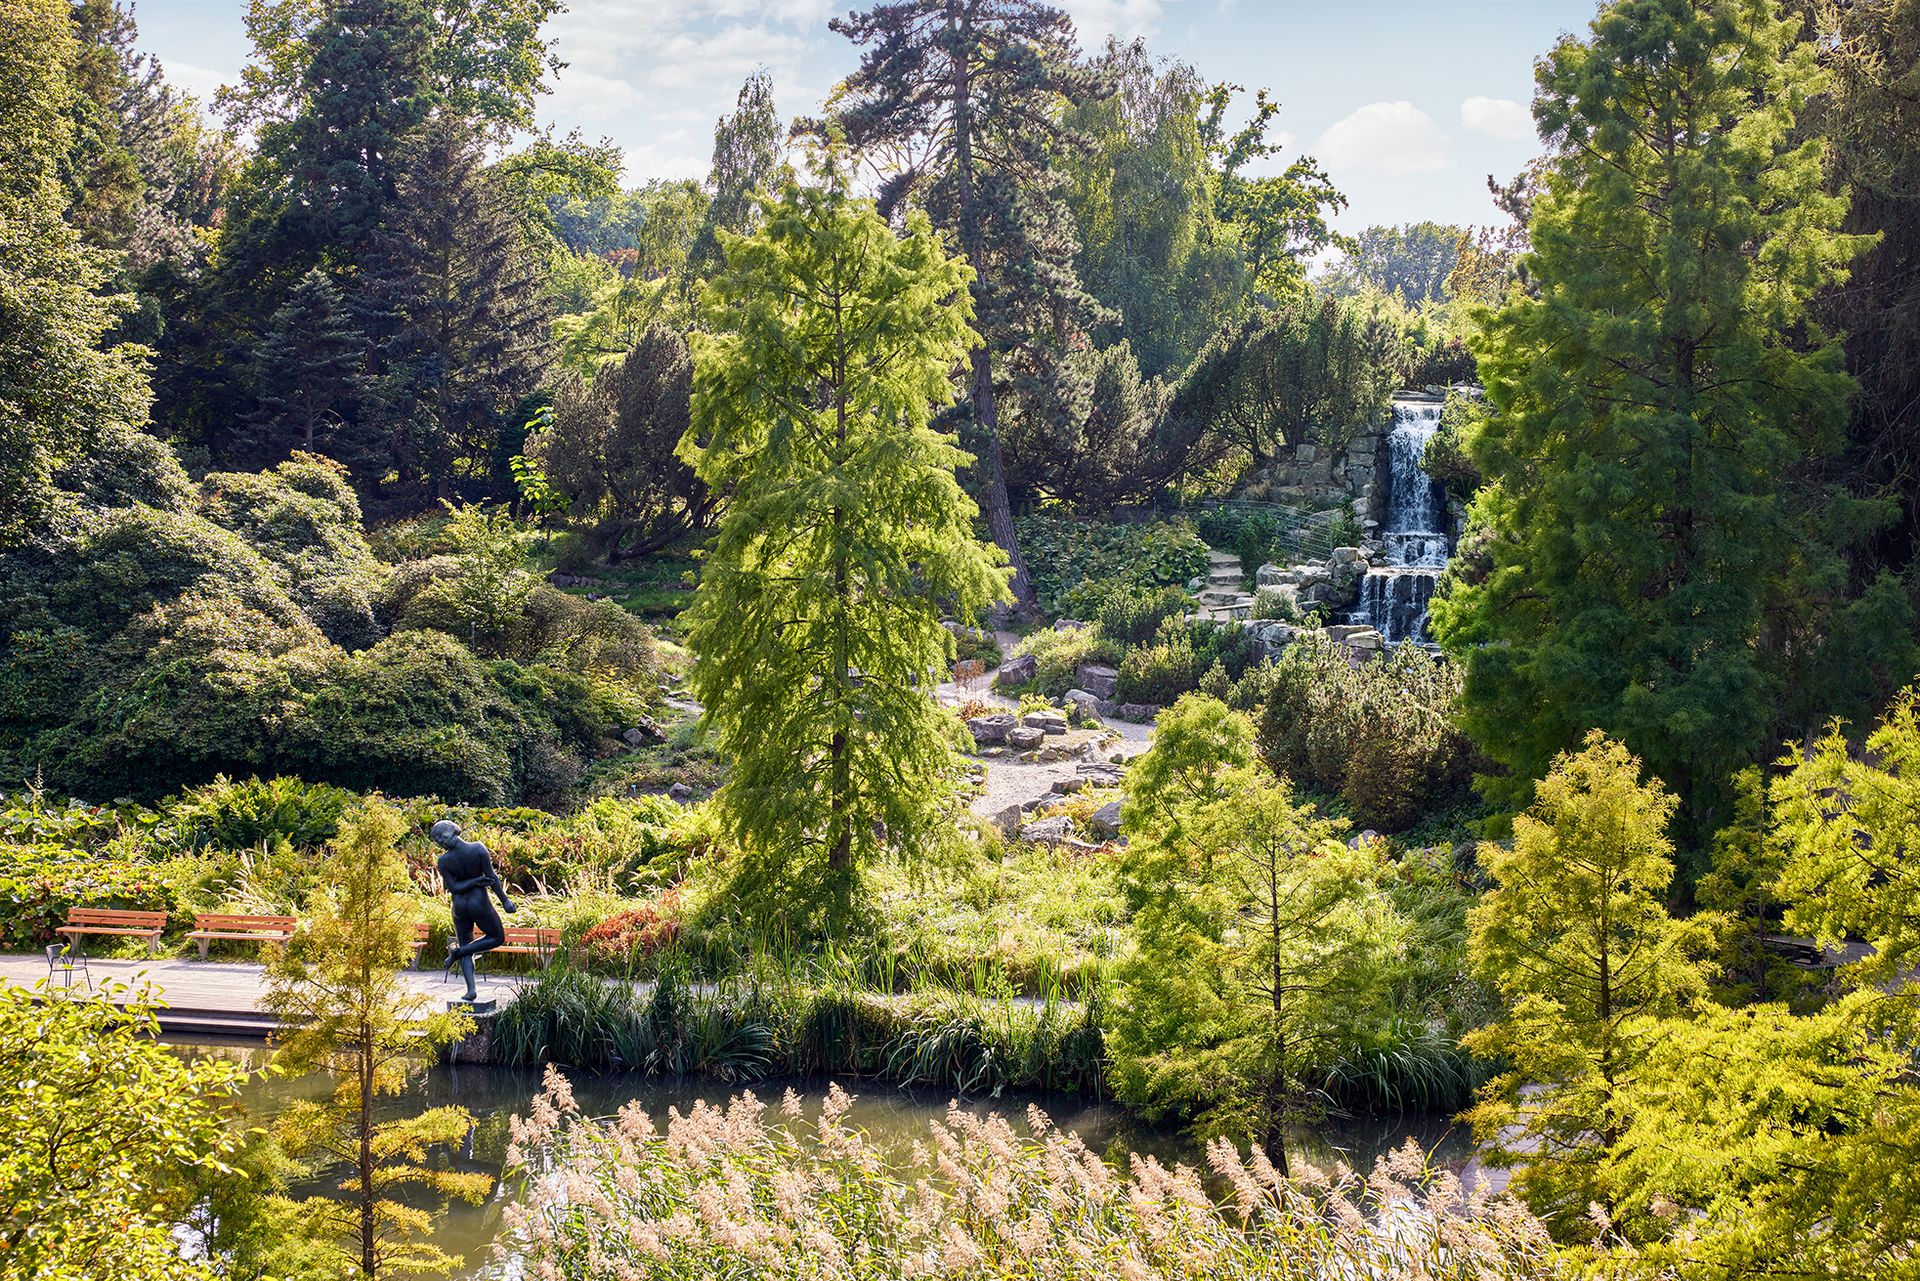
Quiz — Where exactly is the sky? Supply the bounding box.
[130,0,1599,235]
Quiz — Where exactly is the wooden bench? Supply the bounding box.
[415,923,562,968]
[57,907,168,956]
[186,913,297,961]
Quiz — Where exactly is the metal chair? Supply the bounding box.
[45,942,91,993]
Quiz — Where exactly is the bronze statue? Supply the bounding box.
[429,820,516,1003]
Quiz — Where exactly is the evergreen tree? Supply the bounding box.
[1320,222,1465,304]
[680,179,1009,905]
[261,799,486,1278]
[534,323,711,562]
[1430,0,1873,845]
[241,266,370,464]
[1817,0,1920,578]
[824,0,1107,610]
[1109,694,1399,1173]
[361,114,552,501]
[1465,732,1718,1234]
[0,0,152,545]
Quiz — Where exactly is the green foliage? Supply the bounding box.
[1115,616,1262,707]
[1110,694,1401,1168]
[0,985,248,1281]
[1257,632,1477,831]
[532,324,710,563]
[0,0,154,546]
[1419,390,1483,501]
[260,799,485,1279]
[1430,0,1886,849]
[1465,732,1718,1234]
[682,179,1009,890]
[1165,295,1392,474]
[168,774,357,852]
[1009,624,1108,698]
[0,840,179,949]
[1320,222,1466,304]
[1058,577,1192,647]
[1012,514,1209,612]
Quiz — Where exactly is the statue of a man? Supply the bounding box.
[429,820,516,1003]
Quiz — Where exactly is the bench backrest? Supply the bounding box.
[504,927,562,949]
[193,913,297,932]
[65,907,168,928]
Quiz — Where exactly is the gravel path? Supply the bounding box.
[937,629,1154,820]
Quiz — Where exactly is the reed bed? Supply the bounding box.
[499,1067,1555,1280]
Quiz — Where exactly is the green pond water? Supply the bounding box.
[172,1038,1479,1279]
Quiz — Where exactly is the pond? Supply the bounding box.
[173,1038,1485,1279]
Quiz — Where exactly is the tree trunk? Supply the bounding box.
[947,0,1035,613]
[359,1037,377,1277]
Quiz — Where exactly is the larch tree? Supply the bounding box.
[680,177,1009,908]
[360,114,552,500]
[1465,731,1718,1235]
[260,798,486,1279]
[823,0,1108,611]
[1428,0,1876,846]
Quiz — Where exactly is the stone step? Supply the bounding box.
[1205,550,1240,566]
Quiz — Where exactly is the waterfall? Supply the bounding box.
[1348,400,1448,643]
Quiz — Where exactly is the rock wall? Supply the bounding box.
[1232,431,1383,525]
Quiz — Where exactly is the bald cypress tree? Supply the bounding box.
[823,0,1107,610]
[681,178,1009,905]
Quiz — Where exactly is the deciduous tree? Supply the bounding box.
[1465,731,1717,1233]
[260,798,485,1279]
[680,179,1009,903]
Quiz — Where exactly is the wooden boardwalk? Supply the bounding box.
[0,951,527,1037]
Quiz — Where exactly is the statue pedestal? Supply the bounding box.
[449,997,497,1015]
[442,1001,501,1064]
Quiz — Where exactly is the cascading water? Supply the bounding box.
[1347,400,1448,643]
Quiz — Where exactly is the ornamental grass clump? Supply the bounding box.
[502,1067,1554,1280]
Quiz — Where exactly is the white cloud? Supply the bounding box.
[1459,95,1533,142]
[1058,0,1163,44]
[1315,101,1451,175]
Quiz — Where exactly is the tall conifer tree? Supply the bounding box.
[824,0,1106,609]
[1430,0,1869,844]
[241,267,371,465]
[680,178,1009,904]
[361,115,551,500]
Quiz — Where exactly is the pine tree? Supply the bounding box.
[260,799,486,1279]
[0,0,151,544]
[361,114,552,500]
[1465,731,1718,1234]
[680,178,1009,906]
[823,0,1108,610]
[534,323,711,562]
[1429,0,1871,846]
[241,266,370,464]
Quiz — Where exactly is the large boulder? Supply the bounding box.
[1115,702,1160,723]
[1074,663,1118,699]
[1022,709,1069,735]
[967,713,1017,746]
[1019,816,1077,846]
[1062,688,1104,722]
[1007,725,1046,751]
[1089,800,1124,839]
[994,653,1037,689]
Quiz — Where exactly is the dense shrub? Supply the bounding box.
[1257,633,1477,831]
[1008,624,1113,697]
[1013,514,1208,609]
[579,889,683,967]
[0,841,180,949]
[1116,617,1264,706]
[1059,577,1192,647]
[168,776,358,852]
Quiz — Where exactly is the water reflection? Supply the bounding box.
[174,1038,1483,1279]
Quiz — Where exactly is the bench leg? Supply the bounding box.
[197,938,209,962]
[151,935,161,958]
